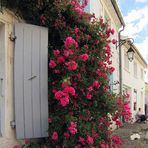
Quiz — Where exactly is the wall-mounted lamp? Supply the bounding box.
[127,47,135,62]
[116,38,135,62]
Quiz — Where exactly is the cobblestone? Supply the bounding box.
[113,122,148,148]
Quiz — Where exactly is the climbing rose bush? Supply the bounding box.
[4,0,131,147]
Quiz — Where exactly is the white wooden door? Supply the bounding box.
[14,23,48,139]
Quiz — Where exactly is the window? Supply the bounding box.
[141,68,143,80]
[89,0,103,19]
[124,53,129,70]
[133,89,137,111]
[104,10,111,25]
[134,62,137,77]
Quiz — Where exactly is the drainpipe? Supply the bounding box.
[118,26,125,96]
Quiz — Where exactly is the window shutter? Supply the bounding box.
[14,23,48,139]
[109,74,113,92]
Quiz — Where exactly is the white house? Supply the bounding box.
[85,0,125,94]
[0,10,48,147]
[122,41,147,121]
[145,82,148,116]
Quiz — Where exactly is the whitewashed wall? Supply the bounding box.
[0,10,21,148]
[122,45,147,120]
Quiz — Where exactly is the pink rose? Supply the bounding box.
[57,56,65,63]
[65,60,77,71]
[64,132,70,138]
[86,92,92,100]
[49,59,56,68]
[112,39,117,44]
[64,37,78,49]
[93,80,100,89]
[86,135,94,145]
[79,54,89,61]
[53,50,60,56]
[55,91,65,100]
[48,118,52,123]
[68,122,77,135]
[60,96,69,107]
[64,87,75,96]
[74,27,80,33]
[111,29,115,35]
[79,137,85,145]
[52,131,58,141]
[101,143,109,148]
[63,49,73,57]
[13,144,18,148]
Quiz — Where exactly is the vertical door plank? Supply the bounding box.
[32,27,41,137]
[14,23,48,139]
[40,28,48,137]
[23,26,33,138]
[14,24,25,139]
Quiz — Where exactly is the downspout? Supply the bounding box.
[118,26,125,96]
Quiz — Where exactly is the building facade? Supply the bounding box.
[122,42,147,121]
[86,0,125,94]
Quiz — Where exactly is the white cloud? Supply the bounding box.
[135,36,148,61]
[136,0,148,3]
[122,6,148,38]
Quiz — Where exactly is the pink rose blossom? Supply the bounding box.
[81,0,88,8]
[112,39,117,44]
[49,59,56,68]
[74,27,80,33]
[112,135,123,147]
[24,139,30,145]
[62,82,69,88]
[64,87,75,96]
[60,96,69,107]
[88,86,93,91]
[53,50,60,56]
[86,135,94,145]
[79,137,85,145]
[64,132,70,138]
[63,49,73,57]
[93,80,100,89]
[54,70,60,74]
[55,91,65,100]
[13,144,18,148]
[86,92,92,100]
[57,56,65,63]
[68,122,77,135]
[65,60,77,70]
[64,37,78,49]
[111,29,115,35]
[48,118,52,123]
[79,54,89,61]
[116,119,122,126]
[52,131,58,141]
[101,143,109,148]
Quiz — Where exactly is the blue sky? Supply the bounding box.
[117,0,148,81]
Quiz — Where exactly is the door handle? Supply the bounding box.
[28,76,37,80]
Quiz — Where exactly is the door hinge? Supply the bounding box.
[9,32,16,42]
[10,120,16,128]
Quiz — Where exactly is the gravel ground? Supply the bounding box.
[113,121,148,148]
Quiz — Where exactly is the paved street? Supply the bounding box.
[114,122,148,148]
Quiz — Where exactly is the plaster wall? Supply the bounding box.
[0,10,23,148]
